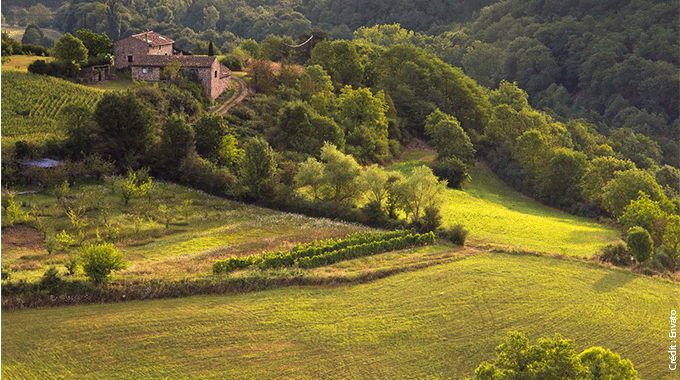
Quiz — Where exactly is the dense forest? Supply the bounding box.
[3,0,679,256]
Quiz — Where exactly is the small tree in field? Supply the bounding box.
[81,243,127,283]
[626,226,653,264]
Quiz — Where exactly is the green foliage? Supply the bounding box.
[337,86,389,163]
[160,113,195,168]
[238,137,277,199]
[474,332,590,380]
[393,165,447,223]
[56,230,74,252]
[275,100,344,156]
[39,266,63,291]
[75,29,112,59]
[119,170,153,206]
[626,227,653,264]
[53,33,88,66]
[80,243,127,283]
[424,109,475,163]
[599,242,631,267]
[319,142,363,207]
[580,157,636,207]
[601,169,665,218]
[578,347,638,380]
[3,192,26,227]
[439,224,468,246]
[430,157,470,190]
[93,91,157,167]
[618,191,667,246]
[539,148,588,210]
[663,215,680,260]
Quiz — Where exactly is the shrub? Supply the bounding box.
[80,243,127,283]
[431,157,471,189]
[64,257,79,275]
[220,54,243,71]
[626,226,653,263]
[40,266,63,291]
[599,242,631,266]
[439,224,468,246]
[419,205,443,233]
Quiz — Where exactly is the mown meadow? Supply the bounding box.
[387,151,622,258]
[2,251,677,379]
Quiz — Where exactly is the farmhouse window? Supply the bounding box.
[215,71,217,78]
[142,68,147,73]
[127,55,133,63]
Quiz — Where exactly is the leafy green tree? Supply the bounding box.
[75,29,112,58]
[161,113,195,167]
[601,169,665,218]
[581,157,636,208]
[424,109,476,163]
[94,90,156,167]
[193,113,227,163]
[240,39,260,59]
[61,103,100,158]
[539,148,588,209]
[238,137,277,199]
[337,86,389,163]
[618,191,667,246]
[474,332,590,380]
[608,128,663,170]
[462,40,502,88]
[353,23,415,47]
[360,164,390,206]
[218,134,243,170]
[53,33,88,66]
[275,100,344,156]
[578,347,638,380]
[663,215,680,260]
[80,243,127,283]
[296,65,334,101]
[310,40,364,88]
[295,158,326,200]
[319,142,363,207]
[21,25,43,46]
[513,130,551,186]
[394,165,447,223]
[626,226,653,264]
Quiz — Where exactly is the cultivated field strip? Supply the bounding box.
[1,71,102,138]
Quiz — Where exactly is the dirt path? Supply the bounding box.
[212,76,248,115]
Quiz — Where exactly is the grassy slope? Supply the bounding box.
[3,251,677,380]
[1,69,102,147]
[388,151,621,257]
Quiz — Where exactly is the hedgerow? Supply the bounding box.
[213,230,435,274]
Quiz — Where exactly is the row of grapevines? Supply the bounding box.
[297,232,435,269]
[212,230,435,274]
[1,71,102,138]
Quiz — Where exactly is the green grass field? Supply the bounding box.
[2,251,677,379]
[388,151,621,257]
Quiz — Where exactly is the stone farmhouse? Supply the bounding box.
[112,31,231,100]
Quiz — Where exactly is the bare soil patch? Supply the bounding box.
[1,225,44,251]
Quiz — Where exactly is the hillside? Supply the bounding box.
[2,251,676,379]
[1,69,102,145]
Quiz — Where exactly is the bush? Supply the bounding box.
[40,266,63,291]
[80,243,128,283]
[439,224,468,246]
[419,205,443,233]
[599,242,631,266]
[431,157,471,189]
[626,226,654,263]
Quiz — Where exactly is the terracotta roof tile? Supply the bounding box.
[131,31,175,46]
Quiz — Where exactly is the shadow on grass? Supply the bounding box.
[592,270,634,292]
